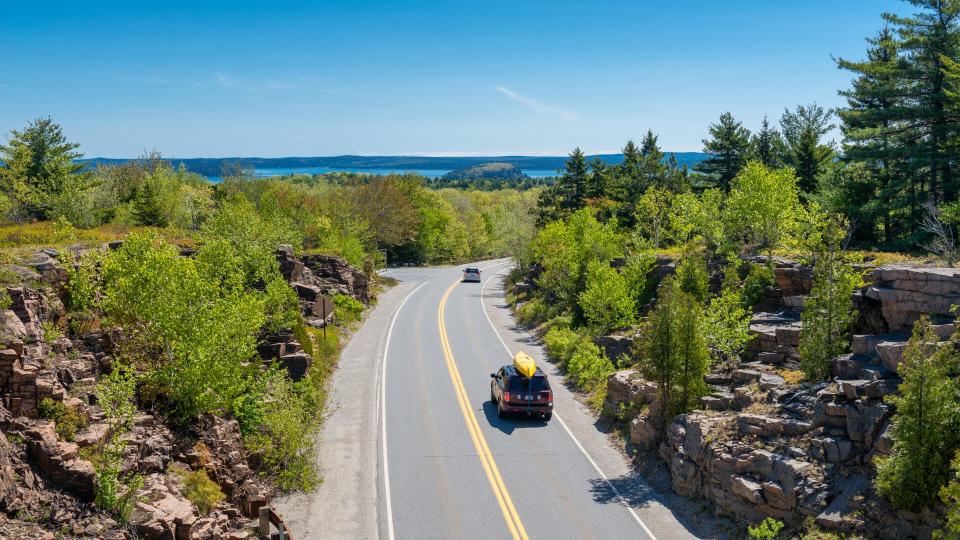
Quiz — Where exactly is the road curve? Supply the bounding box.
[380,262,701,540]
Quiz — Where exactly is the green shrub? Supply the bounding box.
[566,340,615,410]
[675,252,709,302]
[65,252,101,312]
[516,298,551,326]
[748,517,784,540]
[543,326,582,369]
[41,321,62,343]
[938,450,960,539]
[174,466,225,515]
[39,397,87,442]
[244,368,322,491]
[578,261,635,334]
[90,367,141,523]
[262,278,301,333]
[333,294,364,323]
[741,263,774,308]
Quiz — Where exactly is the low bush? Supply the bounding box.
[565,340,615,410]
[515,298,552,326]
[333,293,364,323]
[543,326,582,369]
[748,517,784,539]
[38,397,87,442]
[173,466,225,515]
[741,263,774,308]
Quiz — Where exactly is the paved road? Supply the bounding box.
[379,261,700,540]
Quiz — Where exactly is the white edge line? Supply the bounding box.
[479,264,659,540]
[380,278,432,540]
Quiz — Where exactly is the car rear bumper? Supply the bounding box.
[501,403,552,415]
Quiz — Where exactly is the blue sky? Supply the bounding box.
[0,0,910,157]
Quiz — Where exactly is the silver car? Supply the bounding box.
[462,266,481,282]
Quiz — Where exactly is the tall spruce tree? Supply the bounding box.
[780,103,837,195]
[557,147,589,213]
[837,0,960,223]
[750,115,786,168]
[695,112,752,191]
[836,28,909,245]
[639,129,669,191]
[586,157,610,200]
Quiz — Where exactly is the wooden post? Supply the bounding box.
[259,506,270,538]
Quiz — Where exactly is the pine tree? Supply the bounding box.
[586,157,610,200]
[131,181,169,227]
[798,217,862,380]
[877,315,960,511]
[836,1,960,225]
[695,112,752,191]
[555,147,589,213]
[780,103,836,195]
[887,0,960,203]
[0,117,88,220]
[750,115,786,168]
[836,28,909,246]
[639,129,669,191]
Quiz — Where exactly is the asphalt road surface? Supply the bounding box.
[275,260,702,539]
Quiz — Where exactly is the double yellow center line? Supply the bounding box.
[438,280,529,540]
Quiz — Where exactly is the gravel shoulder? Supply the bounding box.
[273,277,419,539]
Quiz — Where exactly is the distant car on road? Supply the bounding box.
[462,266,481,282]
[490,353,553,420]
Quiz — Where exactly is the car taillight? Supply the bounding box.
[541,391,552,402]
[503,391,510,402]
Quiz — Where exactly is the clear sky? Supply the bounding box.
[0,0,911,158]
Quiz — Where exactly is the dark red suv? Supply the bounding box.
[490,365,553,420]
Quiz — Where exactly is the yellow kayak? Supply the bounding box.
[513,351,537,378]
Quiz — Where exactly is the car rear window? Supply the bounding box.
[508,375,547,392]
[466,267,479,273]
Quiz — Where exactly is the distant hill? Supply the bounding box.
[441,162,528,181]
[80,152,709,178]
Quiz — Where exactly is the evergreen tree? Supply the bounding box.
[639,277,709,436]
[695,112,752,191]
[618,139,643,196]
[798,217,862,379]
[750,115,786,168]
[889,0,960,203]
[639,129,669,191]
[586,157,610,200]
[877,315,960,511]
[780,103,836,195]
[558,147,589,212]
[837,0,960,226]
[0,117,89,220]
[836,28,910,245]
[131,181,169,227]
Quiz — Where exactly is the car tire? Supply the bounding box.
[497,404,507,419]
[543,412,552,421]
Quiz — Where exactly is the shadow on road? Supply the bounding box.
[481,400,549,434]
[588,473,658,508]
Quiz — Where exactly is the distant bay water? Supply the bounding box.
[206,166,560,182]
